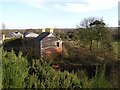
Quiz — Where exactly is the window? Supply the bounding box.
[56,42,59,47]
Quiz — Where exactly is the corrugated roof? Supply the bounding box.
[25,32,39,37]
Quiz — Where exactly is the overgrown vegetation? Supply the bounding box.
[2,49,28,88]
[0,48,119,88]
[1,17,119,88]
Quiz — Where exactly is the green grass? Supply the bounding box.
[112,41,120,59]
[75,64,111,88]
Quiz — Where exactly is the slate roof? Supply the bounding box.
[34,32,61,42]
[8,32,23,38]
[35,32,50,41]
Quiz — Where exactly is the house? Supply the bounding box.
[22,32,39,54]
[0,34,5,45]
[8,31,23,38]
[33,28,62,58]
[23,32,39,43]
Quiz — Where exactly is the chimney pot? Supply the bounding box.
[42,28,46,32]
[50,28,54,33]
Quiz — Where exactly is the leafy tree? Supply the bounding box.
[59,32,68,41]
[76,17,97,50]
[90,19,106,47]
[66,31,78,41]
[77,17,112,51]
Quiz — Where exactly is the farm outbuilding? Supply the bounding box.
[24,32,39,38]
[33,31,62,58]
[8,31,23,38]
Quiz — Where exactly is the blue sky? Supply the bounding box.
[0,0,119,29]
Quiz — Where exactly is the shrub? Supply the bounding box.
[1,47,116,88]
[0,48,2,89]
[2,49,29,88]
[75,64,112,88]
[24,59,81,88]
[90,64,111,88]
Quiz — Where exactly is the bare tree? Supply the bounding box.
[77,17,96,29]
[2,23,6,30]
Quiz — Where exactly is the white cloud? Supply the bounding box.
[1,0,119,13]
[0,0,43,5]
[0,0,43,3]
[0,0,44,8]
[55,0,119,13]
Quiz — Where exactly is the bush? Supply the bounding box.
[0,62,2,89]
[90,64,111,88]
[2,49,28,88]
[24,59,81,88]
[0,48,2,89]
[1,47,117,88]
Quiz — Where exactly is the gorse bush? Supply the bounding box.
[1,48,116,88]
[1,49,81,88]
[2,49,29,88]
[24,60,81,88]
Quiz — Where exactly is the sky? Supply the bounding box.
[118,1,120,27]
[0,0,119,29]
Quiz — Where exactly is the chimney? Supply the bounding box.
[2,34,5,41]
[50,28,54,33]
[42,28,46,32]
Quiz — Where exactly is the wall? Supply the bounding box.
[41,37,62,58]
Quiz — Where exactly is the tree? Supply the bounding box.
[90,19,107,48]
[77,17,97,50]
[2,23,6,30]
[77,17,96,29]
[77,17,111,51]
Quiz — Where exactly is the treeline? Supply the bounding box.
[59,18,114,52]
[57,18,120,59]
